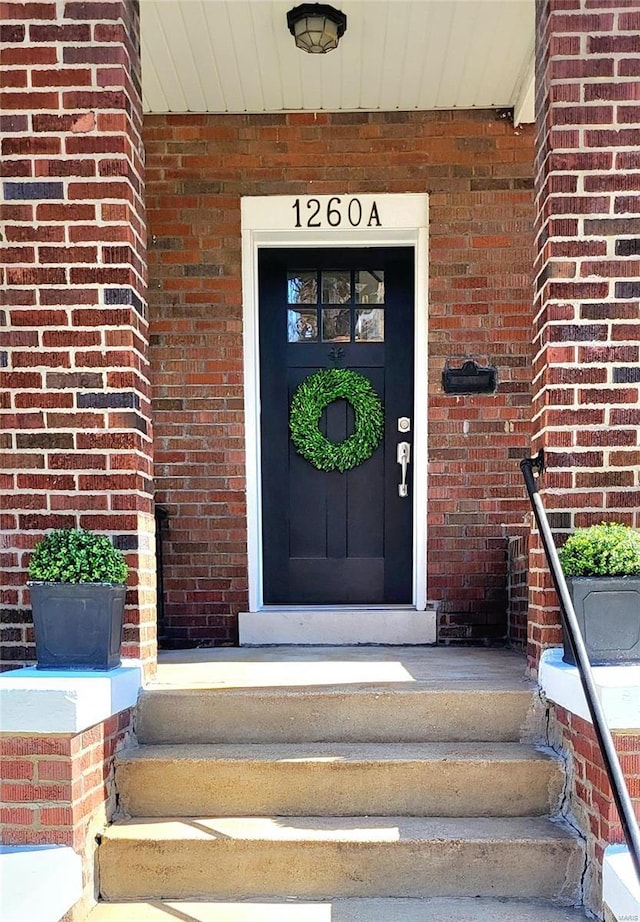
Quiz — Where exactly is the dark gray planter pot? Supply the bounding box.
[563,576,640,666]
[29,582,126,671]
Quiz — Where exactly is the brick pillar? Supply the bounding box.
[0,1,156,677]
[0,704,135,918]
[547,707,640,911]
[529,0,640,670]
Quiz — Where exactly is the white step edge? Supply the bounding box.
[0,660,142,734]
[603,844,640,922]
[239,608,437,645]
[0,845,82,922]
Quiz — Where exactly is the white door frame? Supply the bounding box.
[241,193,429,612]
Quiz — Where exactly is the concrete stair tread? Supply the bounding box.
[118,741,555,762]
[137,686,535,744]
[86,897,590,921]
[151,645,533,691]
[144,683,534,695]
[98,812,584,900]
[103,814,581,844]
[116,742,562,818]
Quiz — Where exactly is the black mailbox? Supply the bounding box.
[442,360,497,395]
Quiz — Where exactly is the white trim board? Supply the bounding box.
[241,193,429,623]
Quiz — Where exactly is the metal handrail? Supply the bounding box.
[521,450,640,884]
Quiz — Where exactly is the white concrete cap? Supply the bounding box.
[603,845,640,922]
[0,845,82,922]
[538,648,640,730]
[0,660,142,734]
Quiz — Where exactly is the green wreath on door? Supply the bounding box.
[289,368,384,473]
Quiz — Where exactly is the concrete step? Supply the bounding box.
[136,686,535,744]
[238,608,437,644]
[115,741,563,818]
[86,896,591,921]
[98,815,584,902]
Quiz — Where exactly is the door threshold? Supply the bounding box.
[259,604,420,611]
[239,607,437,646]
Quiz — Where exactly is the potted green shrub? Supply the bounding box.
[28,528,129,671]
[558,522,640,666]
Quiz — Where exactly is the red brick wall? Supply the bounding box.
[0,708,133,917]
[547,704,640,913]
[507,528,530,648]
[529,1,640,669]
[0,1,156,675]
[144,109,536,646]
[0,611,34,672]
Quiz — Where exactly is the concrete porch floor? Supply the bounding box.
[150,645,533,692]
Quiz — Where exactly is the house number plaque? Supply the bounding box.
[292,196,382,229]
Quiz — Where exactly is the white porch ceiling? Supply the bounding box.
[140,0,536,123]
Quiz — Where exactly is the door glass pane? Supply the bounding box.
[288,272,317,304]
[321,271,351,304]
[355,308,384,342]
[288,309,318,342]
[322,308,351,342]
[355,270,384,304]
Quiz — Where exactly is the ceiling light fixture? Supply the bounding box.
[286,3,347,54]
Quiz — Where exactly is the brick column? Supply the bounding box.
[0,1,156,677]
[529,0,640,669]
[0,662,140,919]
[547,706,640,911]
[1,712,132,849]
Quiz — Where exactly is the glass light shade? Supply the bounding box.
[287,4,347,54]
[294,15,338,53]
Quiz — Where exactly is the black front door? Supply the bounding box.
[259,247,414,605]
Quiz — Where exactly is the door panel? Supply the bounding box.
[259,247,414,605]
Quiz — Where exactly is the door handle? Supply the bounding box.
[397,441,411,497]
